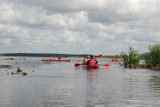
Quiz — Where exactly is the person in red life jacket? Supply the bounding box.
[86,55,98,67]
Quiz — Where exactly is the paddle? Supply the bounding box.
[74,63,110,67]
[95,54,103,58]
[100,63,110,66]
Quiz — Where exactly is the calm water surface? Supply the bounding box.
[0,57,160,107]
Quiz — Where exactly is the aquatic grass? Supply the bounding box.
[144,44,160,69]
[121,47,140,67]
[3,58,17,60]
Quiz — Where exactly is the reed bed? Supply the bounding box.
[144,44,160,70]
[121,47,140,68]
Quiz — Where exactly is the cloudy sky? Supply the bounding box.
[0,0,160,55]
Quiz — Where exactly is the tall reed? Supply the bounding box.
[144,44,160,67]
[121,47,140,67]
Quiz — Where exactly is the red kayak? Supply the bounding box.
[74,63,99,69]
[74,63,110,67]
[42,59,70,62]
[88,65,99,69]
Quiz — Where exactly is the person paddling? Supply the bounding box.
[82,57,88,65]
[86,55,98,67]
[50,56,54,60]
[58,56,62,60]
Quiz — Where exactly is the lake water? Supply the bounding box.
[0,57,160,107]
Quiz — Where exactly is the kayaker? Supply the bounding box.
[86,55,98,67]
[82,57,88,65]
[58,56,62,60]
[50,56,54,60]
[87,56,90,62]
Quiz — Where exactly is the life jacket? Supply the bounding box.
[89,59,97,67]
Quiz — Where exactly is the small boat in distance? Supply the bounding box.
[110,59,121,62]
[42,55,70,62]
[42,59,70,62]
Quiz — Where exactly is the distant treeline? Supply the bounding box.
[0,53,120,58]
[0,53,89,57]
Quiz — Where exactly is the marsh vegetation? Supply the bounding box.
[121,44,160,70]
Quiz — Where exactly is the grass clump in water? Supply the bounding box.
[144,44,160,70]
[121,47,140,68]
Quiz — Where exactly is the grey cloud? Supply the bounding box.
[0,0,160,54]
[88,0,160,23]
[8,0,108,12]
